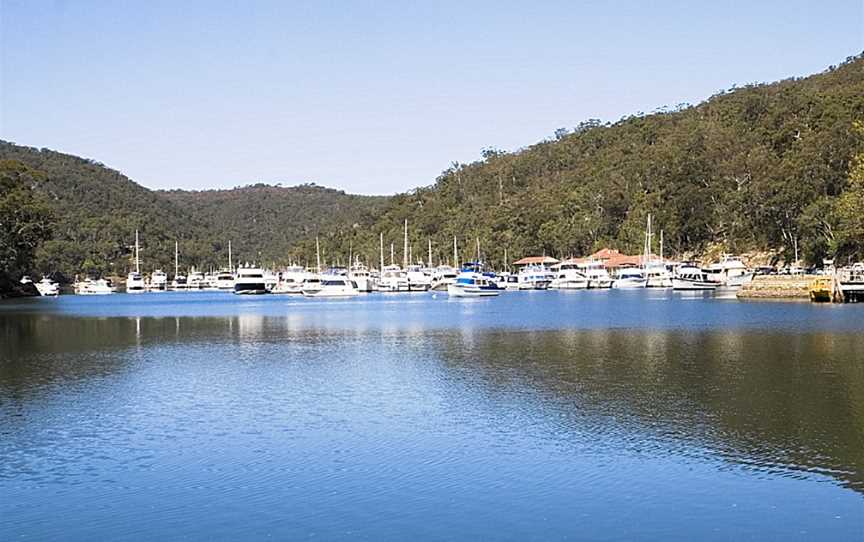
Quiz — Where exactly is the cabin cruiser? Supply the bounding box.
[75,277,117,295]
[214,270,235,291]
[35,277,60,296]
[703,256,754,287]
[672,265,718,290]
[303,275,359,298]
[405,264,432,291]
[517,264,554,290]
[839,263,864,302]
[272,265,307,294]
[126,271,147,293]
[549,261,589,289]
[378,265,409,292]
[495,272,520,290]
[349,263,376,293]
[430,265,459,291]
[19,275,33,286]
[447,267,503,297]
[149,270,168,291]
[170,273,189,290]
[612,267,648,289]
[233,266,268,295]
[577,261,614,288]
[188,270,207,289]
[643,260,673,288]
[263,270,278,292]
[299,274,323,296]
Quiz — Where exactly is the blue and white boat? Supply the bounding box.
[447,263,503,298]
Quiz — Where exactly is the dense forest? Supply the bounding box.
[1,53,863,287]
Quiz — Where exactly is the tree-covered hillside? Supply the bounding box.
[320,53,864,269]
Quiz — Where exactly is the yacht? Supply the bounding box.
[35,277,60,296]
[188,269,207,289]
[126,272,147,293]
[233,265,268,295]
[430,265,459,291]
[300,274,323,296]
[378,265,409,292]
[349,263,376,293]
[672,264,718,290]
[272,265,307,294]
[517,264,554,290]
[495,272,520,290]
[447,268,503,297]
[75,277,117,295]
[19,275,33,286]
[612,267,648,289]
[406,264,432,291]
[263,270,279,292]
[214,270,235,291]
[127,230,147,293]
[304,276,359,298]
[149,270,168,291]
[643,260,673,288]
[703,256,754,288]
[577,261,614,288]
[549,261,589,290]
[170,273,189,290]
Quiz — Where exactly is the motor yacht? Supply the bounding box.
[447,269,503,297]
[644,260,673,288]
[406,264,432,291]
[75,277,117,295]
[349,263,376,293]
[672,264,718,290]
[549,261,589,289]
[233,265,268,295]
[430,265,459,291]
[170,273,189,290]
[378,265,409,292]
[214,270,235,291]
[612,267,648,289]
[703,255,754,287]
[577,261,614,288]
[303,276,359,298]
[126,272,147,293]
[272,265,307,294]
[149,270,168,291]
[263,270,278,292]
[517,264,554,290]
[188,269,207,289]
[300,274,323,296]
[35,277,60,296]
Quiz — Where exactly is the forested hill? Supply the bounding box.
[309,53,864,269]
[0,142,385,278]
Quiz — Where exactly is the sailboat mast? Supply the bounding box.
[453,236,458,268]
[135,229,140,274]
[428,239,432,268]
[390,243,394,266]
[316,236,321,273]
[403,219,408,269]
[228,240,233,271]
[476,237,480,262]
[174,240,179,277]
[379,232,384,271]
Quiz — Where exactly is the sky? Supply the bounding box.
[1,1,862,195]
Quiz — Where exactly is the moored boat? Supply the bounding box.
[233,266,268,295]
[35,277,60,296]
[672,265,717,290]
[447,268,502,297]
[612,267,647,289]
[75,277,117,295]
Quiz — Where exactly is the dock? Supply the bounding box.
[737,275,815,300]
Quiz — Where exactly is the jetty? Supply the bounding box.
[737,275,815,300]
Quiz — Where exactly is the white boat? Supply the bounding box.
[644,260,673,288]
[406,264,432,291]
[303,276,359,298]
[149,270,168,291]
[214,270,235,291]
[703,255,754,288]
[447,270,502,297]
[233,266,268,295]
[349,263,376,293]
[263,270,278,292]
[300,275,323,296]
[577,260,614,289]
[272,265,307,294]
[19,275,33,286]
[75,277,117,295]
[378,265,409,292]
[126,271,147,293]
[549,261,589,289]
[430,265,459,291]
[612,267,648,289]
[188,269,207,289]
[673,265,718,290]
[170,274,189,290]
[35,277,60,296]
[517,264,554,290]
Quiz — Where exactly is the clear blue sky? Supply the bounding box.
[1,1,862,194]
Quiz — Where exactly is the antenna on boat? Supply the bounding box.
[316,236,321,273]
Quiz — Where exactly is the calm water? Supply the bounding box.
[1,291,863,540]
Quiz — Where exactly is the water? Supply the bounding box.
[2,291,863,540]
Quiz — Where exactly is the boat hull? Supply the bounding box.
[447,284,501,297]
[672,278,717,291]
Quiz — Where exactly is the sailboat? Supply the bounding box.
[127,230,147,293]
[643,215,672,288]
[170,241,189,290]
